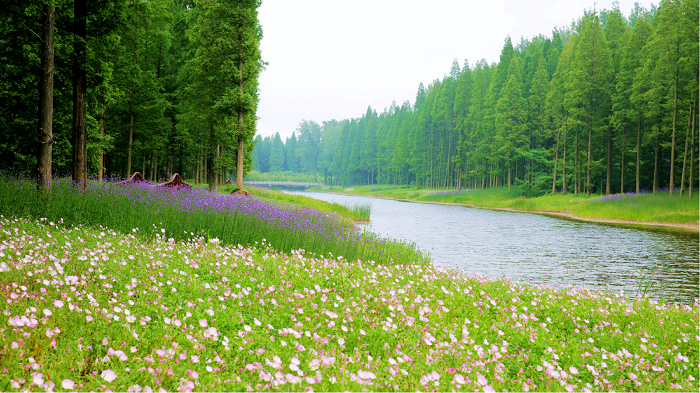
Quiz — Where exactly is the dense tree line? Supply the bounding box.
[260,1,697,196]
[1,0,263,191]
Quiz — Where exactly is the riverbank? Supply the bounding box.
[1,216,697,392]
[188,182,371,223]
[307,185,700,232]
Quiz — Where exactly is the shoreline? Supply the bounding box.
[315,190,700,233]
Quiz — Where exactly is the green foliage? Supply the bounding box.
[243,170,316,183]
[246,1,698,201]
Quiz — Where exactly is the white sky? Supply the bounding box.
[256,0,652,140]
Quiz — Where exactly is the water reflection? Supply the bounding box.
[292,190,699,304]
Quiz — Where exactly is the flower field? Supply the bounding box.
[1,217,698,392]
[0,177,421,265]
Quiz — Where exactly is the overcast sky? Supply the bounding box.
[256,0,653,140]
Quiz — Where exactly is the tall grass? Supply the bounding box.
[188,183,371,222]
[0,176,425,265]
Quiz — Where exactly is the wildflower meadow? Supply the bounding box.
[1,215,698,392]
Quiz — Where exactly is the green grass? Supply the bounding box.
[310,185,700,226]
[188,182,371,222]
[1,217,697,392]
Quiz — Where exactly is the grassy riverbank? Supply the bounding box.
[308,185,700,228]
[1,217,698,392]
[188,182,371,222]
[0,177,414,265]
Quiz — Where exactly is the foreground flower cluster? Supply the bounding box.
[0,217,698,392]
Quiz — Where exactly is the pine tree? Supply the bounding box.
[269,132,285,172]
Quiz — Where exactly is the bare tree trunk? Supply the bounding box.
[141,152,145,176]
[154,152,159,182]
[552,128,560,194]
[37,3,55,191]
[72,0,87,188]
[680,96,695,196]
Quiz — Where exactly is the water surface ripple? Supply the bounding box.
[293,191,699,304]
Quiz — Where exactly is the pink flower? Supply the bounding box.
[569,366,578,375]
[199,319,207,327]
[62,379,75,390]
[33,373,44,386]
[102,338,109,345]
[43,309,52,316]
[101,369,117,382]
[54,300,64,308]
[338,338,345,346]
[629,373,637,380]
[453,374,466,385]
[477,374,488,386]
[187,369,199,380]
[86,315,93,322]
[483,386,495,393]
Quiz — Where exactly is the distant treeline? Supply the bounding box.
[254,1,698,196]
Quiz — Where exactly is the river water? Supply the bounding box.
[291,190,699,304]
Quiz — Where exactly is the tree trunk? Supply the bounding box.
[552,128,560,194]
[562,124,567,194]
[209,123,216,191]
[669,61,678,196]
[37,3,55,191]
[154,152,159,182]
[653,144,659,194]
[606,129,612,195]
[574,125,579,196]
[636,113,641,194]
[690,103,696,199]
[149,154,154,182]
[587,115,592,196]
[236,55,246,189]
[127,22,138,178]
[72,0,87,188]
[141,152,145,177]
[98,112,105,182]
[507,162,511,190]
[195,154,200,184]
[680,96,694,196]
[620,127,625,194]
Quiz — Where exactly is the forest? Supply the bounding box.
[1,0,263,190]
[254,0,698,196]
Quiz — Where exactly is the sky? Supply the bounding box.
[256,0,653,140]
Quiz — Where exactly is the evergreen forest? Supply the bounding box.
[1,0,263,190]
[254,1,699,196]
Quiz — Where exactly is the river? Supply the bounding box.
[291,190,699,304]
